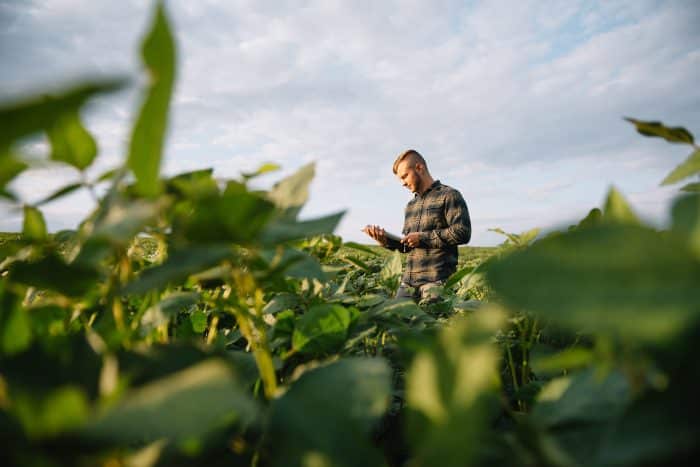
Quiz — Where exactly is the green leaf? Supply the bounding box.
[267,163,314,219]
[266,358,391,467]
[124,245,233,295]
[47,110,97,170]
[35,182,83,206]
[624,117,695,145]
[485,225,700,345]
[91,199,162,245]
[661,149,700,186]
[0,153,27,190]
[342,255,372,272]
[602,186,640,225]
[167,168,219,199]
[190,310,208,333]
[22,205,47,241]
[127,1,177,197]
[342,241,381,256]
[380,250,402,291]
[0,79,125,151]
[9,254,100,297]
[182,191,276,244]
[671,194,700,255]
[292,304,352,355]
[260,247,325,281]
[261,211,345,244]
[241,162,280,180]
[0,283,31,355]
[445,265,474,288]
[576,207,603,229]
[405,310,504,467]
[680,182,700,193]
[86,359,259,444]
[141,292,200,334]
[12,386,90,439]
[530,346,594,374]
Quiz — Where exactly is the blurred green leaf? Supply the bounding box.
[261,211,345,244]
[0,79,125,151]
[241,162,280,180]
[141,292,200,334]
[680,182,700,192]
[530,346,594,374]
[343,255,372,272]
[343,241,381,256]
[267,163,314,219]
[405,310,504,467]
[671,193,700,255]
[190,310,208,334]
[184,192,275,244]
[86,359,259,444]
[380,250,402,292]
[91,199,162,245]
[0,283,31,355]
[624,117,694,145]
[266,358,391,467]
[10,253,100,297]
[485,225,700,345]
[292,304,352,355]
[445,265,473,288]
[0,153,27,191]
[36,182,83,206]
[602,186,639,225]
[533,370,629,428]
[167,168,219,199]
[12,386,90,439]
[662,149,700,186]
[260,247,325,281]
[22,205,47,241]
[127,1,176,197]
[124,245,232,295]
[576,207,603,229]
[47,110,97,170]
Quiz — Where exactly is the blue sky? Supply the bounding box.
[1,0,699,245]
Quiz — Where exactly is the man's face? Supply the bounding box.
[396,159,422,193]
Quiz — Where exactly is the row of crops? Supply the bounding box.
[2,2,700,466]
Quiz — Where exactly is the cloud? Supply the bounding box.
[1,0,698,246]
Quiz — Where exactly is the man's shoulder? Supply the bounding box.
[435,182,464,198]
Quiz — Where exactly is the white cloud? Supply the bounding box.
[1,0,698,245]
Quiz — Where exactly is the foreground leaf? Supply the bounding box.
[87,359,258,444]
[266,358,391,467]
[127,1,177,197]
[485,224,700,345]
[0,79,124,151]
[624,117,694,145]
[47,110,97,170]
[662,149,700,186]
[292,304,352,355]
[22,205,48,241]
[10,254,100,297]
[405,309,504,467]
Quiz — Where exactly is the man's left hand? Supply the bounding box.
[402,232,422,248]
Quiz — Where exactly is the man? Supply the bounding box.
[363,149,471,302]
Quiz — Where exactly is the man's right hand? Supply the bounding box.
[362,225,387,246]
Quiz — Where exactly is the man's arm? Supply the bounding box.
[419,190,471,248]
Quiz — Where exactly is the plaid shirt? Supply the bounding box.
[386,181,471,285]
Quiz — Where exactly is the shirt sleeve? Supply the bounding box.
[420,190,471,248]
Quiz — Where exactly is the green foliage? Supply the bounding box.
[127,1,176,197]
[1,3,699,466]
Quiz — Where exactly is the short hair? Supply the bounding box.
[392,149,427,174]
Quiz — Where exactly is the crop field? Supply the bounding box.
[1,2,700,467]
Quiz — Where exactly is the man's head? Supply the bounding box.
[393,149,433,194]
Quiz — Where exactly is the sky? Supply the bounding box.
[1,0,699,246]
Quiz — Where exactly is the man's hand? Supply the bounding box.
[402,232,421,248]
[362,225,387,245]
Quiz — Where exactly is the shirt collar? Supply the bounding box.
[415,180,441,197]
